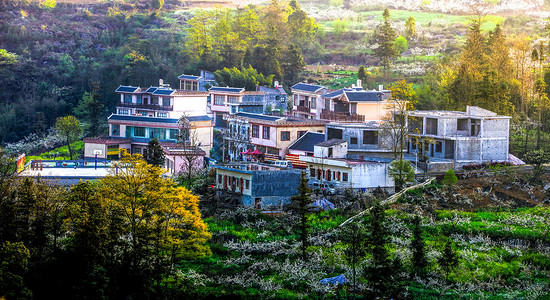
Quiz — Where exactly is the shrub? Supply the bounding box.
[442,169,458,186]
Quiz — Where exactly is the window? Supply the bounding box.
[150,128,165,140]
[134,127,146,137]
[328,148,333,157]
[111,124,120,136]
[327,128,343,140]
[136,95,142,104]
[169,129,178,140]
[324,99,330,110]
[227,96,239,104]
[350,137,358,144]
[119,109,130,115]
[298,131,307,138]
[162,97,170,106]
[435,141,442,153]
[252,125,259,138]
[214,95,225,105]
[245,180,250,189]
[411,138,417,150]
[124,94,132,103]
[280,131,290,141]
[311,97,316,109]
[262,126,270,139]
[363,131,378,145]
[342,172,348,182]
[294,94,299,106]
[310,168,315,177]
[157,112,167,118]
[218,175,222,184]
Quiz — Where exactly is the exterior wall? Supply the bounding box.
[481,139,509,161]
[275,125,325,156]
[456,138,481,161]
[250,125,278,149]
[350,163,394,189]
[84,143,107,159]
[173,95,208,116]
[215,168,254,196]
[326,124,391,155]
[165,154,205,175]
[192,126,213,156]
[314,143,347,158]
[355,102,392,121]
[482,118,509,138]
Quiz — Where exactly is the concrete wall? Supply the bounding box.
[456,139,481,161]
[482,118,509,138]
[192,126,213,156]
[314,142,348,158]
[251,170,301,197]
[215,168,253,196]
[355,102,392,121]
[481,139,509,161]
[350,163,394,189]
[165,154,205,176]
[439,118,457,136]
[172,95,208,116]
[275,125,325,157]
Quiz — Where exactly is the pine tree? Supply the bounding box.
[365,201,393,297]
[146,138,165,167]
[289,171,314,260]
[438,240,459,278]
[374,8,398,70]
[405,16,416,39]
[357,65,368,87]
[410,215,428,278]
[339,222,366,296]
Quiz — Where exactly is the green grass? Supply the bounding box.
[25,141,84,162]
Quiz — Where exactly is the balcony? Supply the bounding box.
[321,109,365,122]
[118,102,173,111]
[295,105,311,113]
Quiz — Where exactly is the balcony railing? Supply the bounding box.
[118,102,173,111]
[295,105,311,113]
[320,109,364,122]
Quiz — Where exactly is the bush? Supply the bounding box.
[441,169,458,186]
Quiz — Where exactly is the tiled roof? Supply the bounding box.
[184,115,212,122]
[316,139,346,147]
[291,83,325,93]
[209,87,245,93]
[322,88,359,99]
[152,88,175,96]
[288,132,325,152]
[178,74,202,81]
[116,86,140,93]
[83,137,132,144]
[108,114,180,124]
[344,91,383,102]
[172,90,209,96]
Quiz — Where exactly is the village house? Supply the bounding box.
[222,112,326,161]
[407,106,511,171]
[213,163,302,208]
[286,131,325,168]
[178,70,217,92]
[299,139,394,191]
[290,83,327,119]
[84,81,213,175]
[325,122,399,159]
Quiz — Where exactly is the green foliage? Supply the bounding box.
[54,116,82,160]
[388,160,415,190]
[40,0,56,10]
[405,16,416,38]
[73,91,105,137]
[410,215,428,278]
[442,169,458,186]
[374,8,398,70]
[288,171,314,260]
[523,149,550,169]
[151,0,163,10]
[0,241,31,299]
[0,49,18,67]
[214,66,274,91]
[438,240,459,277]
[145,138,165,166]
[339,222,366,295]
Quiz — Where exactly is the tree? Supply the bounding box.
[357,65,368,87]
[177,116,205,185]
[388,160,415,191]
[146,138,165,166]
[438,239,459,278]
[151,0,163,10]
[365,201,394,297]
[339,222,366,296]
[442,169,458,186]
[405,16,416,39]
[410,215,428,278]
[54,115,82,160]
[374,9,398,70]
[523,149,550,172]
[0,241,31,299]
[289,171,314,260]
[73,89,105,137]
[381,90,409,162]
[214,66,274,91]
[394,35,409,55]
[0,49,18,67]
[99,152,211,294]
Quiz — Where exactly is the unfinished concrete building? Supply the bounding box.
[406,106,511,171]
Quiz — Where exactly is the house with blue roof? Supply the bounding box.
[290,82,327,119]
[178,70,217,92]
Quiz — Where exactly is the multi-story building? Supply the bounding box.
[84,81,213,174]
[210,87,269,127]
[223,112,326,160]
[290,83,327,119]
[407,106,511,171]
[325,122,399,159]
[178,70,217,92]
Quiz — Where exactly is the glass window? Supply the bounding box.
[134,127,146,137]
[298,131,307,138]
[136,95,142,104]
[350,137,358,144]
[218,174,222,184]
[227,96,239,104]
[310,168,315,177]
[149,128,165,140]
[363,131,378,145]
[280,131,290,141]
[311,98,316,109]
[294,94,299,106]
[119,109,130,115]
[252,125,259,138]
[169,129,178,140]
[162,97,170,106]
[214,95,225,105]
[157,112,167,118]
[245,179,250,189]
[262,126,270,140]
[111,124,120,136]
[343,172,348,182]
[124,94,132,103]
[436,141,442,153]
